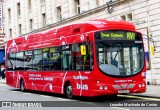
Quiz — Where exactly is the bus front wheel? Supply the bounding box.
[20,80,25,92]
[65,83,73,99]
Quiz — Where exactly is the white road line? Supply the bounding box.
[79,101,97,105]
[141,92,158,95]
[1,89,7,91]
[11,91,19,93]
[40,95,52,98]
[57,98,71,101]
[0,84,6,86]
[118,95,160,101]
[23,93,31,95]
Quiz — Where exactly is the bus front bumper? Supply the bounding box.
[90,90,115,96]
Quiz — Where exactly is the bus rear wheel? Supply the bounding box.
[20,80,25,92]
[65,83,73,99]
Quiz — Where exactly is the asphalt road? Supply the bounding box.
[0,82,160,110]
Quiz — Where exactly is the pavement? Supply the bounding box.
[0,79,6,84]
[0,79,160,98]
[131,85,160,98]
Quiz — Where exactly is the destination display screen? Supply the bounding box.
[100,31,138,40]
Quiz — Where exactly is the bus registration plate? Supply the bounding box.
[118,90,130,93]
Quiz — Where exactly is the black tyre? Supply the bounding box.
[65,83,73,99]
[20,80,25,92]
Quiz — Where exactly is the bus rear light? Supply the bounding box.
[104,86,108,90]
[99,86,103,90]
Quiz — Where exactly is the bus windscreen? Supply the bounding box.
[95,30,144,77]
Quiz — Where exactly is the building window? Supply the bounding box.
[9,28,12,37]
[57,6,62,21]
[19,24,22,35]
[121,15,125,20]
[120,13,133,22]
[28,0,32,10]
[41,0,45,4]
[17,2,21,17]
[127,13,133,21]
[0,18,1,26]
[8,8,11,22]
[29,19,33,31]
[104,0,111,4]
[42,13,46,26]
[0,8,1,15]
[96,0,99,6]
[75,0,80,14]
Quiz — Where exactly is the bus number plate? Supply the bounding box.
[118,90,130,93]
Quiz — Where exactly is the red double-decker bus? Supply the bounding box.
[6,19,146,98]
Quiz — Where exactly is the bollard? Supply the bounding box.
[147,81,150,85]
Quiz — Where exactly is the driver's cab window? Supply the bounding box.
[72,42,93,70]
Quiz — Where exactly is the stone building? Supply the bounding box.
[3,0,160,84]
[0,0,4,49]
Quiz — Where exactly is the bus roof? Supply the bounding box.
[6,19,136,53]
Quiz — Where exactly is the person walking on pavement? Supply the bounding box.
[1,65,5,79]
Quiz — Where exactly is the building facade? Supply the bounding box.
[0,0,4,49]
[3,0,160,84]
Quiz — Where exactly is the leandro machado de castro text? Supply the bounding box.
[110,102,158,107]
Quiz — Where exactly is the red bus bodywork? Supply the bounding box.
[6,19,146,97]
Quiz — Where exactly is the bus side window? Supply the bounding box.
[42,48,49,70]
[61,45,72,70]
[8,53,16,71]
[72,43,81,70]
[33,49,43,70]
[72,42,93,71]
[49,47,61,70]
[15,52,24,70]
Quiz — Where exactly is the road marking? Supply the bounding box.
[111,107,130,110]
[57,98,71,101]
[11,91,19,93]
[23,93,31,95]
[40,95,52,98]
[1,89,7,91]
[140,92,158,95]
[79,101,97,105]
[0,84,6,86]
[118,95,160,101]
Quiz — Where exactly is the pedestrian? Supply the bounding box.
[1,65,5,79]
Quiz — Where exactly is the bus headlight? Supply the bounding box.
[104,86,108,90]
[142,83,145,87]
[99,86,103,90]
[139,84,142,88]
